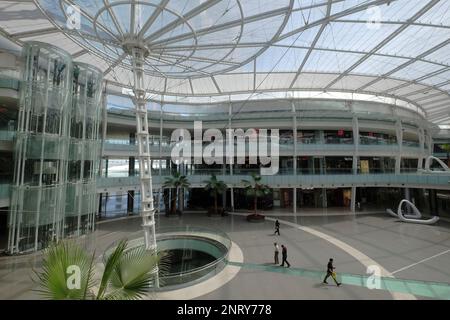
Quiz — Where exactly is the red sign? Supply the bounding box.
[338,129,344,136]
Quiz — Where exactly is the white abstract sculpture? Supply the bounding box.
[387,199,439,225]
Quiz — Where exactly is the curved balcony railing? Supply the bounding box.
[103,139,425,156]
[97,171,450,191]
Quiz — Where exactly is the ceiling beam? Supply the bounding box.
[356,38,450,91]
[324,0,440,90]
[277,0,394,42]
[289,0,332,88]
[104,52,128,76]
[103,0,125,39]
[12,27,58,38]
[150,6,290,47]
[382,67,450,94]
[137,0,170,38]
[335,19,450,30]
[144,0,221,43]
[72,49,88,58]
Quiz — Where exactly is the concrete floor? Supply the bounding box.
[0,211,449,299]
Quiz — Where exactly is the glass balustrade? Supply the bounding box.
[0,184,10,199]
[403,141,420,148]
[360,136,397,145]
[97,173,450,190]
[102,137,425,153]
[0,69,20,90]
[0,130,15,141]
[325,137,354,144]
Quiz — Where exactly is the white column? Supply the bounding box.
[98,91,108,175]
[395,120,403,174]
[350,186,356,212]
[418,127,425,170]
[228,102,234,212]
[352,115,359,175]
[292,101,297,214]
[426,131,433,157]
[131,47,158,286]
[322,189,327,208]
[158,103,163,221]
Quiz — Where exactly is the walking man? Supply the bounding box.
[323,258,341,286]
[274,242,279,264]
[280,244,290,267]
[274,219,280,235]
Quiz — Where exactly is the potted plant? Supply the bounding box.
[241,173,271,222]
[204,174,227,216]
[163,171,190,216]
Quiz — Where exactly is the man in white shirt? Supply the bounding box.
[274,242,279,264]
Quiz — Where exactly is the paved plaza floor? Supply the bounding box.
[0,210,449,300]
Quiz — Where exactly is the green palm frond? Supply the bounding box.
[32,241,95,300]
[96,239,127,299]
[103,245,161,300]
[33,238,171,301]
[163,172,191,189]
[242,173,271,199]
[204,174,227,195]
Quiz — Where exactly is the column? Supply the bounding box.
[395,120,403,174]
[104,157,109,177]
[350,186,356,212]
[352,115,359,175]
[158,103,163,216]
[418,127,425,170]
[98,91,108,176]
[292,101,297,214]
[228,102,234,212]
[127,156,135,214]
[322,188,327,208]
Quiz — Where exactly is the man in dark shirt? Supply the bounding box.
[323,258,341,286]
[280,244,290,267]
[274,219,280,235]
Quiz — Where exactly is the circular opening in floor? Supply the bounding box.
[103,227,231,290]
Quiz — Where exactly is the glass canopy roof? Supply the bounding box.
[0,0,449,125]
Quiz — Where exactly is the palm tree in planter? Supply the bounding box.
[204,174,227,216]
[242,173,271,222]
[163,171,190,215]
[33,239,169,300]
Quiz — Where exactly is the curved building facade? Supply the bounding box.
[98,96,446,219]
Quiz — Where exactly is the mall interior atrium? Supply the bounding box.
[0,0,449,300]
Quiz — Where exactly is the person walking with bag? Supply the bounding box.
[323,258,341,286]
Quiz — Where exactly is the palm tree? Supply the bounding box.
[204,174,227,215]
[33,239,168,300]
[163,171,190,215]
[241,173,271,220]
